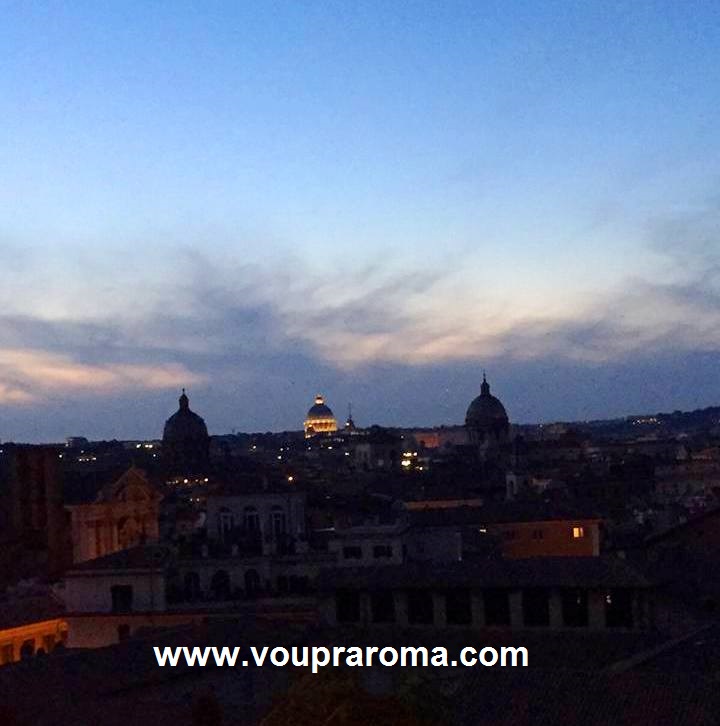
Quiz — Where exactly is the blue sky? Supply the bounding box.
[1,1,720,441]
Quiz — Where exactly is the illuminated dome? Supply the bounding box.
[304,394,338,438]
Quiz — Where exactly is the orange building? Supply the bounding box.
[0,595,67,666]
[407,501,602,559]
[487,517,600,558]
[66,466,162,564]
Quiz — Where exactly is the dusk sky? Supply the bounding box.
[2,1,720,442]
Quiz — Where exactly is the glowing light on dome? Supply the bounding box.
[303,392,338,438]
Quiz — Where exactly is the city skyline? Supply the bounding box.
[3,2,720,440]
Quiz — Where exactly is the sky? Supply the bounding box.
[2,1,720,441]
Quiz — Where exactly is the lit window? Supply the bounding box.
[572,526,585,539]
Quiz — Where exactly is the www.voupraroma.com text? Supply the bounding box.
[153,645,529,672]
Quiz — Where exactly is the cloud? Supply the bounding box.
[1,204,719,438]
[0,347,203,404]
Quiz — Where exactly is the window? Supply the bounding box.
[504,529,518,540]
[373,544,393,559]
[244,506,259,532]
[407,590,434,625]
[532,529,544,540]
[523,588,550,627]
[271,506,287,537]
[218,508,234,541]
[336,589,361,623]
[343,546,362,560]
[572,526,585,539]
[483,589,510,626]
[110,585,134,613]
[446,589,472,625]
[371,590,396,623]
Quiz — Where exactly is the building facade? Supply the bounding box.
[66,467,162,564]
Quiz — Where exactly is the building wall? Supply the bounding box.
[167,552,336,600]
[68,501,161,564]
[6,446,70,577]
[206,492,307,555]
[63,571,167,613]
[408,429,469,450]
[65,612,203,649]
[488,519,600,558]
[354,443,400,470]
[328,535,404,567]
[403,528,463,564]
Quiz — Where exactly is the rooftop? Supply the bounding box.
[407,500,602,528]
[67,545,170,574]
[319,555,652,591]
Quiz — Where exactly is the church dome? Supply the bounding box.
[163,390,209,442]
[304,394,338,437]
[465,374,508,428]
[307,395,334,420]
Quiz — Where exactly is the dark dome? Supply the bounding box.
[307,395,334,420]
[465,375,508,428]
[163,390,209,442]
